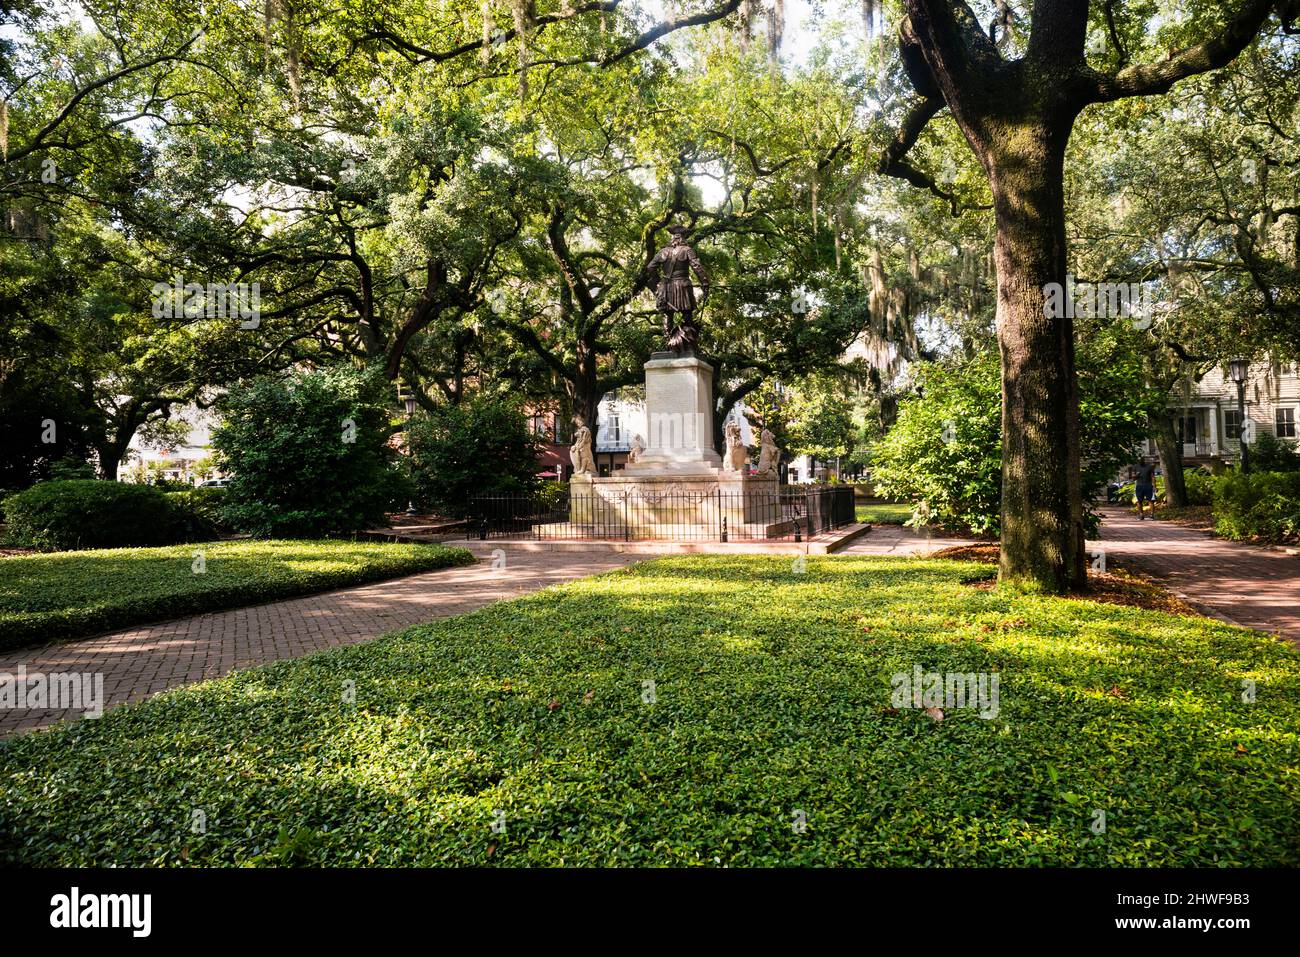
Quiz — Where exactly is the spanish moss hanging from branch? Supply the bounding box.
[285,21,302,110]
[480,0,494,65]
[511,0,535,98]
[767,0,785,67]
[810,168,819,233]
[737,0,756,54]
[263,0,277,67]
[861,0,878,41]
[263,0,301,110]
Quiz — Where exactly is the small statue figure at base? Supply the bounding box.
[627,433,646,465]
[723,421,747,473]
[755,427,780,476]
[571,424,596,476]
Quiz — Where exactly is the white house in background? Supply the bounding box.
[590,391,756,477]
[1146,360,1300,466]
[121,406,222,484]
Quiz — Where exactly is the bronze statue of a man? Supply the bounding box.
[647,225,709,353]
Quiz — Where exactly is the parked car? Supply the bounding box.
[196,478,230,488]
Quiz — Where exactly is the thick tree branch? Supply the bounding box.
[3,31,203,164]
[1102,0,1130,66]
[876,95,971,216]
[1090,0,1289,102]
[906,0,1003,89]
[1026,0,1089,66]
[353,0,742,75]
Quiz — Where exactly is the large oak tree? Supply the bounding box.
[879,0,1300,592]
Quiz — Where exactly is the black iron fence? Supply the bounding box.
[467,486,856,542]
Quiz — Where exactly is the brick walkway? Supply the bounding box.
[1095,507,1300,643]
[0,547,640,737]
[843,514,1298,643]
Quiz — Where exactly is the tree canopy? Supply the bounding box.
[3,1,1297,592]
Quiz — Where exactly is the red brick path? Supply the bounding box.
[0,547,640,737]
[1095,507,1299,643]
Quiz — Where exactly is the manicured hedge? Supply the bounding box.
[1213,471,1300,544]
[2,556,1296,866]
[0,539,475,650]
[2,480,186,551]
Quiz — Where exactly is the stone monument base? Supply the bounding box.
[568,472,787,537]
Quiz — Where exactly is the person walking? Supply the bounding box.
[1133,456,1157,520]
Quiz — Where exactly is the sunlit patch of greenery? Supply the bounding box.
[0,540,475,649]
[856,503,914,525]
[2,556,1296,866]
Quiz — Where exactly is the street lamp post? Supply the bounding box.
[401,389,419,515]
[1228,358,1250,474]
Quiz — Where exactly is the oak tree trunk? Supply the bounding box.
[986,120,1085,592]
[1153,413,1187,507]
[567,380,601,434]
[94,441,126,481]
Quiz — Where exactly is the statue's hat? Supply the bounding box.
[666,224,689,236]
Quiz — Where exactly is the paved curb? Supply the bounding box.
[451,523,871,555]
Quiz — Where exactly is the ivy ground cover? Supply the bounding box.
[0,540,475,650]
[2,555,1296,866]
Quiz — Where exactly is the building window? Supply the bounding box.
[609,415,621,444]
[1277,408,1297,439]
[1224,409,1242,440]
[1176,415,1198,444]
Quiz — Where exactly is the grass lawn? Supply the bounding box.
[856,502,914,525]
[0,540,475,650]
[2,554,1297,867]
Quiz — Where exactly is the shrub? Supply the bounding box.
[1183,468,1214,506]
[406,396,539,517]
[213,365,406,537]
[2,480,186,551]
[537,480,568,510]
[871,348,1155,536]
[1212,471,1300,543]
[1246,432,1300,472]
[149,478,193,492]
[47,457,96,481]
[868,356,1003,534]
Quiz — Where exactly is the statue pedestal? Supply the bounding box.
[622,354,722,474]
[567,472,786,535]
[563,352,787,538]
